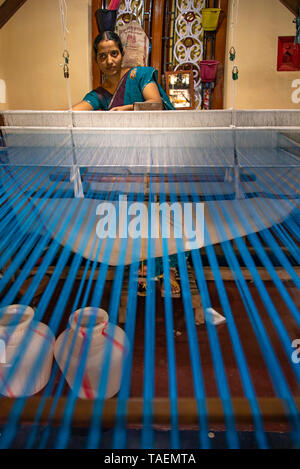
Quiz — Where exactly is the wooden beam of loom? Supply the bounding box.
[0,0,28,29]
[0,397,299,427]
[25,266,300,282]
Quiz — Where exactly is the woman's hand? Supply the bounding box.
[72,101,94,111]
[109,104,134,111]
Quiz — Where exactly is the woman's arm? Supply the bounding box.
[72,101,94,111]
[109,104,134,111]
[109,81,162,111]
[142,82,162,104]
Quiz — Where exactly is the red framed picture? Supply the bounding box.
[277,36,300,71]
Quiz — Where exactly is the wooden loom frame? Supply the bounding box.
[0,111,299,442]
[1,397,300,427]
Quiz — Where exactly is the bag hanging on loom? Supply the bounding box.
[118,21,149,68]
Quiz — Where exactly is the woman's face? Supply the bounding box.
[96,40,123,76]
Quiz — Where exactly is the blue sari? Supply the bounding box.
[83,66,175,110]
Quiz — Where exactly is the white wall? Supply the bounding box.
[224,0,300,109]
[0,0,92,110]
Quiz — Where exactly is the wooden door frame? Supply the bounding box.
[213,0,229,109]
[91,0,103,89]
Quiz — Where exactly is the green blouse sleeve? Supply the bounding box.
[82,91,101,110]
[137,67,159,92]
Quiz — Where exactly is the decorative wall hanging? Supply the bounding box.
[115,0,146,30]
[277,36,300,72]
[172,0,206,109]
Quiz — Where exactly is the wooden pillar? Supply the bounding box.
[92,0,105,89]
[150,0,166,83]
[213,0,229,109]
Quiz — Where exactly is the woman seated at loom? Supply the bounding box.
[72,31,174,112]
[73,31,181,297]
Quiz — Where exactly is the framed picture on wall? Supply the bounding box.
[165,70,195,110]
[277,37,300,71]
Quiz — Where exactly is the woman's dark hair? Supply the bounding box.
[93,31,124,60]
